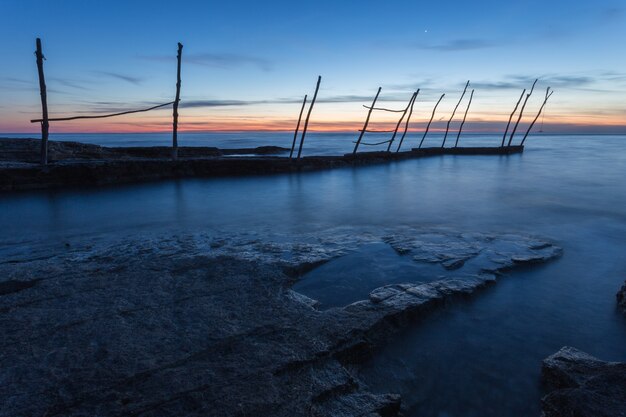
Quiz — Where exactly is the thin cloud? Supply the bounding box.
[471,75,595,90]
[94,71,144,85]
[141,52,273,71]
[416,38,497,51]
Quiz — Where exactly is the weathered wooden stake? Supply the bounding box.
[395,90,419,152]
[172,42,183,160]
[296,76,321,160]
[418,93,445,148]
[442,80,469,148]
[501,88,526,147]
[454,89,474,147]
[35,38,49,165]
[520,87,553,146]
[289,95,307,159]
[353,87,382,154]
[386,92,416,152]
[507,78,537,147]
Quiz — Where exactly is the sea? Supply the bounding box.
[1,131,625,416]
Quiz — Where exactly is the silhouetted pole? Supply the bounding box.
[454,89,474,147]
[172,42,183,160]
[501,89,526,147]
[35,38,49,165]
[418,93,445,148]
[442,80,469,148]
[386,92,415,152]
[353,87,381,154]
[395,90,418,152]
[297,76,321,160]
[520,87,553,146]
[289,95,307,159]
[508,78,537,147]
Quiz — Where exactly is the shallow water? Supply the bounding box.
[1,133,626,416]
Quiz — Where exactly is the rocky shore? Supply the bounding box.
[0,227,559,416]
[541,347,626,417]
[0,138,523,191]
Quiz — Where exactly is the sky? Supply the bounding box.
[1,0,625,134]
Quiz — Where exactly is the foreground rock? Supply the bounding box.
[617,281,626,314]
[541,347,626,417]
[0,227,559,416]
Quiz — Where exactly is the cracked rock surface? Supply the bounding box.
[0,227,561,417]
[541,347,626,417]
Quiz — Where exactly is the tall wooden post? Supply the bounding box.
[289,94,307,159]
[296,76,321,160]
[35,38,49,165]
[386,92,415,152]
[418,93,445,148]
[172,42,183,160]
[501,89,526,147]
[353,87,381,154]
[507,79,537,147]
[454,89,474,147]
[395,91,418,152]
[520,87,553,146]
[442,80,469,148]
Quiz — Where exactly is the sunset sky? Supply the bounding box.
[1,0,625,134]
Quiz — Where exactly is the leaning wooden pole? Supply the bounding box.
[172,42,183,160]
[520,87,553,146]
[441,80,469,148]
[35,38,49,165]
[507,78,537,147]
[386,92,415,152]
[296,76,321,160]
[289,94,307,159]
[395,90,418,152]
[353,87,382,154]
[454,89,474,147]
[501,89,526,147]
[418,93,445,148]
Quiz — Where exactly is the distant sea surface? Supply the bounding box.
[3,130,549,155]
[1,132,626,417]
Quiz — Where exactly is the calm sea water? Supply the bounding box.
[4,130,513,155]
[1,132,626,416]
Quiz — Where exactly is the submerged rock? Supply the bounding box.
[541,347,626,417]
[617,281,626,314]
[0,227,561,416]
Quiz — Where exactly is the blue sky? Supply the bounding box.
[1,0,625,133]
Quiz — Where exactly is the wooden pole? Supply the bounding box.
[35,38,49,165]
[442,80,469,148]
[289,95,307,159]
[454,89,474,147]
[353,87,381,154]
[418,93,445,148]
[395,90,418,152]
[507,78,537,147]
[296,76,321,160]
[30,101,175,123]
[520,87,553,146]
[501,89,526,147]
[172,42,183,160]
[386,92,416,152]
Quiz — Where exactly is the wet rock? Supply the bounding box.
[0,228,561,416]
[0,278,40,295]
[541,347,626,417]
[617,281,626,314]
